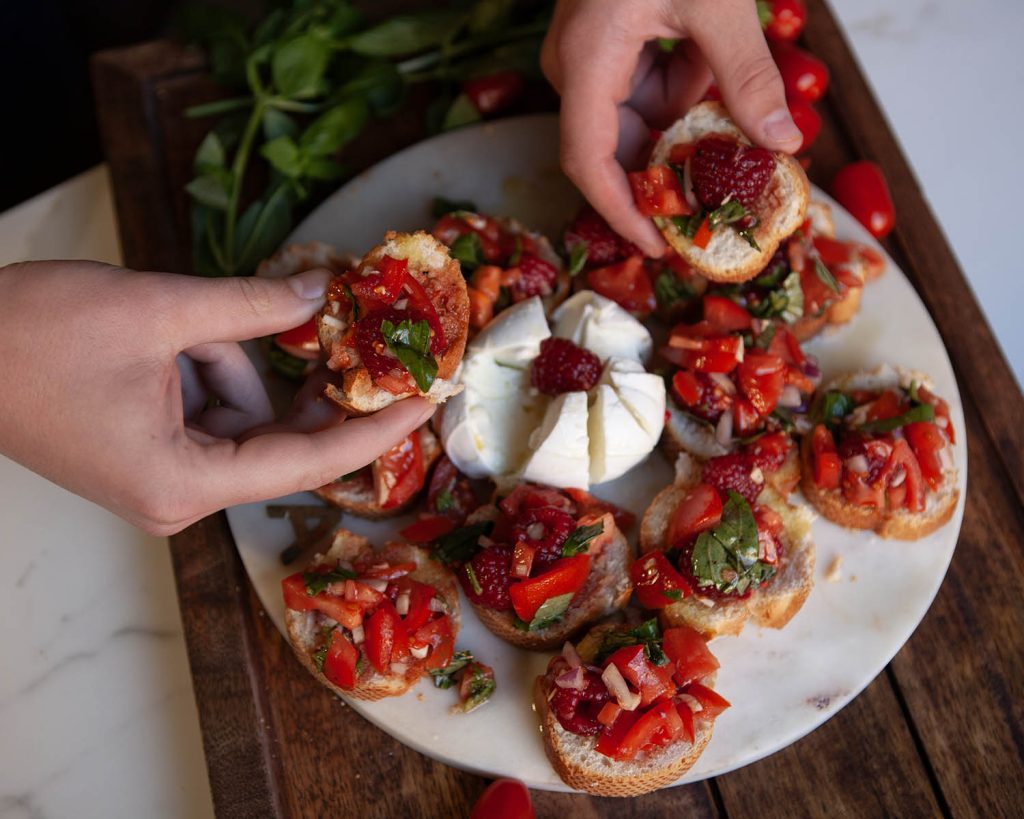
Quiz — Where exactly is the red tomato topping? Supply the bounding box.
[663,626,721,687]
[831,161,895,239]
[604,644,676,707]
[737,352,786,415]
[703,295,752,332]
[508,555,591,623]
[811,424,841,489]
[684,682,731,719]
[628,166,692,217]
[322,630,359,689]
[463,70,524,116]
[586,255,656,316]
[563,488,636,530]
[399,515,456,543]
[692,216,713,249]
[281,573,364,629]
[364,599,407,675]
[402,272,448,353]
[274,317,320,360]
[671,370,702,405]
[413,616,455,671]
[607,700,682,761]
[373,431,424,510]
[667,483,724,547]
[630,551,693,608]
[883,438,925,512]
[350,255,408,305]
[664,333,743,374]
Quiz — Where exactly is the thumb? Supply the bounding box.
[688,1,802,152]
[165,268,332,348]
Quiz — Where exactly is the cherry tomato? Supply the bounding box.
[788,98,821,153]
[469,779,535,819]
[463,71,524,116]
[763,0,807,42]
[586,255,657,316]
[831,160,896,239]
[628,166,692,217]
[771,43,829,103]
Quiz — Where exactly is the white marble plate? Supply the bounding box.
[225,114,966,790]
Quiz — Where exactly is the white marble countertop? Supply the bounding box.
[1,4,1021,816]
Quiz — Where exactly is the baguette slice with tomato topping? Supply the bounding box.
[313,425,441,518]
[283,529,460,701]
[318,231,470,415]
[645,101,809,283]
[533,621,724,796]
[640,453,815,640]
[800,366,959,539]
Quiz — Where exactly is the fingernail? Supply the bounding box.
[762,108,803,148]
[288,268,331,300]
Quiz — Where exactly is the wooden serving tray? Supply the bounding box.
[92,3,1024,816]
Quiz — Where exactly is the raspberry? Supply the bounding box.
[460,545,513,611]
[511,506,577,571]
[563,206,639,267]
[690,137,774,209]
[510,252,558,301]
[702,453,764,505]
[674,372,733,423]
[531,337,602,395]
[547,659,611,736]
[355,306,423,383]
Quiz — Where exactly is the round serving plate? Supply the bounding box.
[225,114,967,790]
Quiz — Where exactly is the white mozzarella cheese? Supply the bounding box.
[520,391,590,488]
[470,295,550,357]
[551,290,653,363]
[600,357,667,438]
[588,384,658,484]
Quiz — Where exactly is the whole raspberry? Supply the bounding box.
[702,453,764,505]
[511,506,577,571]
[563,207,639,267]
[547,659,611,736]
[531,337,602,395]
[690,137,774,209]
[510,252,558,301]
[460,545,513,610]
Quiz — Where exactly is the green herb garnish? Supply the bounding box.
[593,619,668,666]
[434,488,455,513]
[431,520,492,566]
[814,391,854,427]
[654,271,694,309]
[380,318,438,392]
[461,663,496,712]
[464,563,483,596]
[691,491,774,596]
[429,650,474,689]
[662,588,683,601]
[567,242,588,277]
[814,258,841,293]
[303,567,357,596]
[560,521,604,557]
[754,322,776,351]
[508,235,524,267]
[860,403,935,434]
[449,231,483,273]
[267,345,309,380]
[527,592,575,630]
[431,196,477,218]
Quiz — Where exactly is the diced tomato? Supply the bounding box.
[866,390,905,422]
[811,424,841,490]
[364,600,404,675]
[746,431,792,473]
[400,579,438,635]
[471,265,503,301]
[322,630,360,688]
[274,317,320,360]
[508,555,591,623]
[597,701,622,727]
[605,645,676,708]
[917,385,955,443]
[692,217,713,249]
[350,255,408,305]
[373,432,425,510]
[663,626,720,688]
[628,166,692,217]
[666,483,723,547]
[414,617,454,671]
[732,397,762,436]
[904,421,946,491]
[511,541,536,579]
[883,438,926,512]
[737,353,786,415]
[611,701,680,760]
[630,551,692,608]
[813,235,852,268]
[668,143,696,164]
[586,255,656,316]
[563,488,636,530]
[359,561,417,580]
[675,701,696,743]
[672,370,702,405]
[843,471,885,508]
[703,295,752,332]
[463,70,524,115]
[402,273,448,353]
[342,579,384,606]
[281,573,365,629]
[684,682,730,720]
[665,334,743,373]
[468,287,494,329]
[498,484,575,517]
[595,708,639,758]
[399,515,456,543]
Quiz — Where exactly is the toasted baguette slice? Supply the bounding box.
[466,510,632,650]
[640,454,815,639]
[661,404,801,497]
[800,366,959,540]
[313,425,441,518]
[318,231,470,415]
[650,102,809,283]
[284,529,461,701]
[533,623,716,796]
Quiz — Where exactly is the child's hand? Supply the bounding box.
[0,261,434,535]
[541,0,802,256]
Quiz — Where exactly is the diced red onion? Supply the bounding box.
[561,641,583,669]
[526,522,545,540]
[890,467,906,487]
[715,411,734,447]
[601,664,641,711]
[479,536,496,548]
[678,693,703,713]
[709,372,737,395]
[778,384,803,408]
[845,454,869,474]
[939,445,954,471]
[395,592,410,616]
[668,335,704,350]
[350,625,365,644]
[409,644,429,659]
[801,358,821,379]
[364,578,388,593]
[389,662,408,676]
[320,314,344,329]
[428,596,446,613]
[682,157,699,213]
[555,667,586,690]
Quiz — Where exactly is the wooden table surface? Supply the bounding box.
[91,2,1024,816]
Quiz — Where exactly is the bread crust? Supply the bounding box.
[650,102,809,283]
[468,511,633,650]
[318,231,470,415]
[639,455,815,639]
[313,425,441,518]
[284,530,461,701]
[798,366,960,540]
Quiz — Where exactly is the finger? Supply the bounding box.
[164,268,333,348]
[194,397,436,506]
[240,365,346,437]
[687,0,802,152]
[628,41,713,128]
[182,342,274,437]
[176,353,207,420]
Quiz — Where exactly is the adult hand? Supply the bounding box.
[0,261,434,535]
[541,0,803,256]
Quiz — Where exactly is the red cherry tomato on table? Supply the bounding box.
[787,98,821,153]
[762,0,807,42]
[463,71,524,116]
[831,160,896,239]
[470,778,535,819]
[771,43,829,103]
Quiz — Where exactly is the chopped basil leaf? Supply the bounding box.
[592,619,668,666]
[814,390,854,427]
[431,520,492,566]
[708,200,747,229]
[304,567,357,595]
[909,381,922,404]
[753,264,788,290]
[508,235,523,266]
[312,626,335,673]
[738,228,761,250]
[672,212,702,239]
[654,271,693,308]
[560,521,604,557]
[860,402,935,434]
[339,282,359,320]
[511,614,530,631]
[527,592,576,630]
[429,649,474,689]
[431,196,477,218]
[780,271,804,323]
[756,0,773,26]
[493,360,526,371]
[462,663,496,712]
[770,406,796,432]
[814,258,841,293]
[434,488,455,513]
[567,242,588,277]
[493,286,511,312]
[449,231,483,273]
[662,588,683,601]
[464,563,483,596]
[691,491,774,595]
[754,322,776,351]
[380,318,438,392]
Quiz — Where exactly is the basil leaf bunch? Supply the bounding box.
[380,318,438,391]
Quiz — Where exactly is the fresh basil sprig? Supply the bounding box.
[448,231,484,273]
[593,619,668,666]
[691,491,775,596]
[814,258,841,293]
[380,318,438,392]
[431,520,492,567]
[560,521,604,557]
